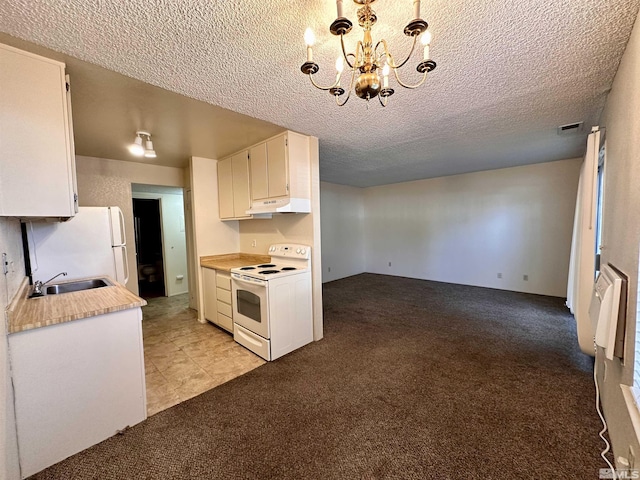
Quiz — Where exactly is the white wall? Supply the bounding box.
[597,7,640,463]
[189,156,240,321]
[319,182,366,283]
[132,188,188,297]
[359,158,581,297]
[76,155,185,295]
[1,217,25,480]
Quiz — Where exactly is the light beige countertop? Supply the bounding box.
[7,277,147,334]
[200,253,271,272]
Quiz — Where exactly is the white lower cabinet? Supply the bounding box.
[8,308,146,478]
[202,267,233,332]
[203,267,217,321]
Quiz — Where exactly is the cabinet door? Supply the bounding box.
[217,157,234,219]
[231,150,251,218]
[0,44,76,217]
[267,135,288,198]
[249,143,268,200]
[202,268,217,322]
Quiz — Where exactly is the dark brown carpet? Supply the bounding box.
[30,273,605,479]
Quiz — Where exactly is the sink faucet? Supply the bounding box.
[32,272,67,296]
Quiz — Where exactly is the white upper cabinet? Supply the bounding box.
[266,135,288,199]
[217,150,252,220]
[217,130,312,218]
[249,143,269,201]
[0,43,78,219]
[248,131,311,214]
[231,151,251,219]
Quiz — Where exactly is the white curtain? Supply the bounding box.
[567,128,600,355]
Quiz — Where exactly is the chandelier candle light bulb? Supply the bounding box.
[422,31,432,59]
[413,0,421,19]
[337,0,344,18]
[335,56,344,86]
[382,63,390,88]
[304,28,315,62]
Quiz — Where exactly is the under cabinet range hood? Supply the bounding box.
[246,197,311,215]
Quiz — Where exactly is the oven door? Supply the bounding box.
[231,274,269,339]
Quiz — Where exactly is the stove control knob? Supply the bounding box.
[301,248,306,255]
[296,248,301,254]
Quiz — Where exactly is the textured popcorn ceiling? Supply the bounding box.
[1,0,639,187]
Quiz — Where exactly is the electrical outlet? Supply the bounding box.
[523,274,529,281]
[251,239,257,247]
[497,272,502,279]
[388,262,392,267]
[328,267,331,273]
[2,253,7,275]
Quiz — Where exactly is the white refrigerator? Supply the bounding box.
[27,206,129,285]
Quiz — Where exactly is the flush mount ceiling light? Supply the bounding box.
[128,131,156,158]
[301,0,437,107]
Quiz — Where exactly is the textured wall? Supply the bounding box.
[598,6,640,465]
[319,182,366,283]
[76,155,185,295]
[0,217,25,480]
[362,159,581,297]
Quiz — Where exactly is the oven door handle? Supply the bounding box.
[232,276,266,287]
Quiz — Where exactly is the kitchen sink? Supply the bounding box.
[30,278,114,297]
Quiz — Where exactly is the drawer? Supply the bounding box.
[217,300,232,318]
[234,324,270,360]
[216,272,231,290]
[216,287,231,305]
[215,312,233,332]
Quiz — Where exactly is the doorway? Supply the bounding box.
[133,198,166,298]
[131,184,190,300]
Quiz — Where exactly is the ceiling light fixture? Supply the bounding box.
[128,131,156,158]
[301,0,437,107]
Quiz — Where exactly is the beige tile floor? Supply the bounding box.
[141,293,265,416]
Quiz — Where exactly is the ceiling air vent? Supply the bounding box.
[557,121,584,136]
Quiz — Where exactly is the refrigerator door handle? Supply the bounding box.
[122,245,129,284]
[117,207,126,247]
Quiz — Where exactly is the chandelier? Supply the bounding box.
[300,0,436,107]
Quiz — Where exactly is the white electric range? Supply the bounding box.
[231,244,313,361]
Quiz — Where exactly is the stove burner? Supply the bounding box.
[240,266,256,270]
[259,270,280,275]
[281,267,297,271]
[257,264,276,268]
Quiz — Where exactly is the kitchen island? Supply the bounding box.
[6,277,147,478]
